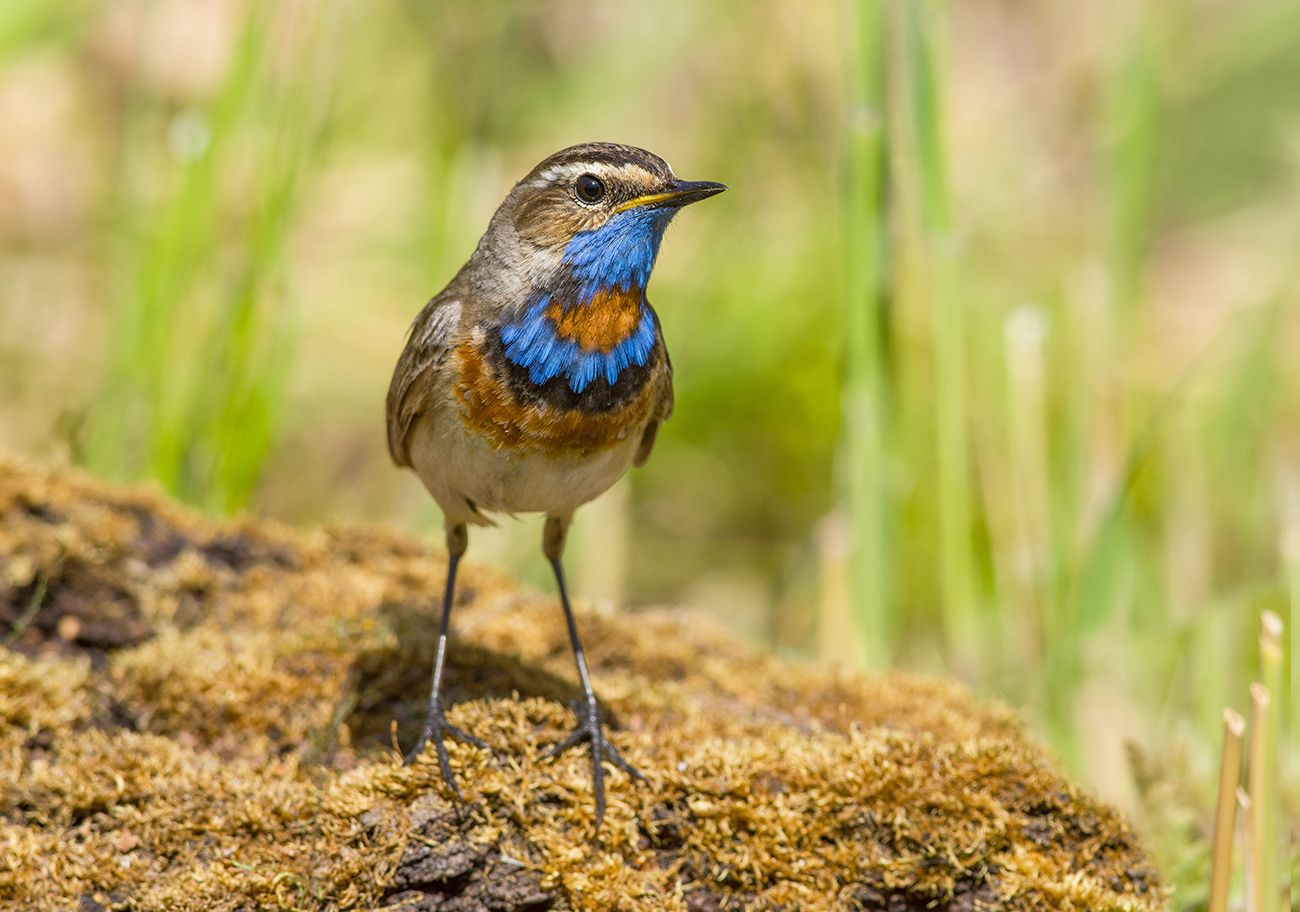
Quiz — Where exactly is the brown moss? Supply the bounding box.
[0,460,1167,911]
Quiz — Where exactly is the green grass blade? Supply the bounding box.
[837,0,892,668]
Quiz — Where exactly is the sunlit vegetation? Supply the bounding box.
[0,1,1295,905]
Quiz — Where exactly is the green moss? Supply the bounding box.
[0,462,1166,911]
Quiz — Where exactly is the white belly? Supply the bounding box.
[407,404,641,525]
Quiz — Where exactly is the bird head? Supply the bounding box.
[494,143,726,298]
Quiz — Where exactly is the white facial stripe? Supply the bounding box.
[530,161,668,189]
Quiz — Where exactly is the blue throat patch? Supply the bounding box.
[501,207,675,393]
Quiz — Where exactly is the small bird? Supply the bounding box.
[386,142,725,824]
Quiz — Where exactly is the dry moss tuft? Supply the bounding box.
[0,461,1166,911]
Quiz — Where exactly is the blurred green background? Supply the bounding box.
[0,0,1296,904]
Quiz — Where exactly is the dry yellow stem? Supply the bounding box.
[1208,708,1245,912]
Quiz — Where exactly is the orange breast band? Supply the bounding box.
[545,287,643,353]
[454,340,659,456]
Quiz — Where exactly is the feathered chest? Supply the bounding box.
[500,284,657,392]
[453,282,666,455]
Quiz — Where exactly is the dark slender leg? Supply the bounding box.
[403,524,488,802]
[541,516,646,828]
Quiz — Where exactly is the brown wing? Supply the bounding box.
[386,293,463,467]
[633,345,674,468]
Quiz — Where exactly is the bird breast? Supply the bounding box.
[452,304,665,458]
[545,287,643,352]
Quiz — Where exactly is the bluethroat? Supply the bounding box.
[386,143,725,825]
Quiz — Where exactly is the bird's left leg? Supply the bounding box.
[540,514,646,827]
[402,522,490,804]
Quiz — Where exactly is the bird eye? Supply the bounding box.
[575,173,605,204]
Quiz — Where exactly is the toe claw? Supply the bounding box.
[602,738,647,781]
[444,721,490,752]
[541,726,586,760]
[544,701,646,826]
[402,702,488,804]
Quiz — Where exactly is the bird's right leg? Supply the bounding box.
[403,522,488,802]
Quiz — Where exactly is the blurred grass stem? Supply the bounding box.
[1207,708,1244,912]
[837,0,892,667]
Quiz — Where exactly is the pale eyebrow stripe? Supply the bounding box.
[533,162,662,185]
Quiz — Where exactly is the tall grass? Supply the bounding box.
[835,0,891,668]
[834,1,1296,905]
[85,5,335,512]
[900,0,980,679]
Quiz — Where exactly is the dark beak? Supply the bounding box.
[616,179,728,213]
[661,179,728,207]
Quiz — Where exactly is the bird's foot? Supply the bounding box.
[403,699,490,804]
[544,698,646,828]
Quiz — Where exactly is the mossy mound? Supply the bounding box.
[0,462,1165,911]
